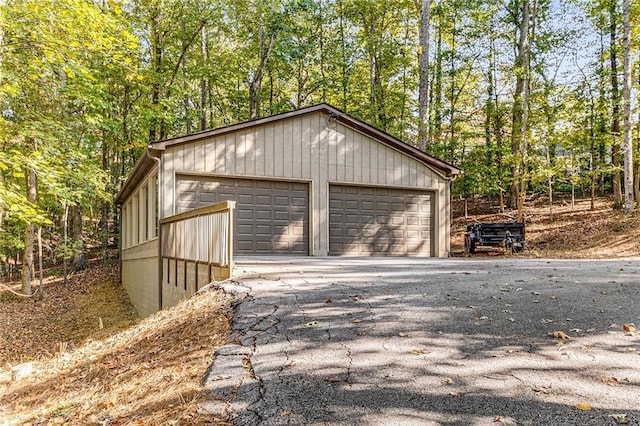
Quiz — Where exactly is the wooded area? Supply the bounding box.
[0,0,639,293]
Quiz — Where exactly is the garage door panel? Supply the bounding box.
[406,216,419,226]
[360,227,378,237]
[292,197,307,206]
[406,230,420,239]
[406,203,419,213]
[360,214,375,223]
[238,223,254,234]
[329,184,432,256]
[177,176,309,255]
[274,209,291,219]
[361,201,375,211]
[255,225,272,235]
[236,180,254,188]
[376,215,389,224]
[237,194,254,204]
[238,210,255,220]
[255,195,272,205]
[345,200,359,210]
[255,210,272,220]
[345,214,360,223]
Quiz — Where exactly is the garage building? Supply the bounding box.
[115,103,461,316]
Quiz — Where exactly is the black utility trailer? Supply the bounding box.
[464,222,525,254]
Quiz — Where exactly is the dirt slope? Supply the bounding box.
[0,265,233,425]
[452,197,640,258]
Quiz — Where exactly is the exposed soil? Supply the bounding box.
[0,264,233,425]
[0,263,137,365]
[452,196,640,258]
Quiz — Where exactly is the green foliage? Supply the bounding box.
[0,0,639,268]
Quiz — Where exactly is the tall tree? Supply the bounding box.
[621,0,633,212]
[418,0,432,151]
[609,0,623,208]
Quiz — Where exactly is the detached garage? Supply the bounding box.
[116,103,461,315]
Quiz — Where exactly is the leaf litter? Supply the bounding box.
[0,263,233,425]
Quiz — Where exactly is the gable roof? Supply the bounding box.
[115,103,461,205]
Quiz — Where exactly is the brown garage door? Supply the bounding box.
[177,175,309,255]
[329,185,432,256]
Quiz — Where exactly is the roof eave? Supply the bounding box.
[114,148,161,206]
[150,103,462,178]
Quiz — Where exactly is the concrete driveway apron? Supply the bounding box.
[203,257,640,426]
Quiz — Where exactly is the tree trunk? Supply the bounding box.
[249,28,276,120]
[338,0,349,111]
[149,7,163,142]
[70,205,85,270]
[182,22,192,135]
[490,33,505,213]
[621,0,633,213]
[21,165,37,296]
[517,0,537,222]
[610,0,622,208]
[318,0,327,103]
[62,204,69,285]
[433,9,443,146]
[510,0,529,212]
[37,226,43,300]
[418,0,431,151]
[200,25,207,131]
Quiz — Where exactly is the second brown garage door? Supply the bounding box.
[177,175,309,255]
[329,185,433,256]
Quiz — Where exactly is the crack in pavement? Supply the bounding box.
[203,258,640,425]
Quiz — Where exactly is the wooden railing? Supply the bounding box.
[160,201,235,296]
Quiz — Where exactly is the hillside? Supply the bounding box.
[0,264,233,425]
[452,196,640,258]
[1,196,639,425]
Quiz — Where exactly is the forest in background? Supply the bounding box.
[0,0,639,293]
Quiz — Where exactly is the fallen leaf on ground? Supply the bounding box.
[622,323,636,333]
[533,385,552,394]
[412,349,426,355]
[549,331,572,340]
[494,416,504,422]
[575,403,592,411]
[601,377,620,386]
[610,414,630,424]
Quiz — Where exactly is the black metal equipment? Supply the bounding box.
[464,222,525,254]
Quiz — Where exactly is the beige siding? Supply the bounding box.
[122,239,159,317]
[161,111,450,257]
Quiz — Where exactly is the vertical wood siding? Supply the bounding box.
[161,111,449,256]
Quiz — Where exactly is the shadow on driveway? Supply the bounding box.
[206,257,640,425]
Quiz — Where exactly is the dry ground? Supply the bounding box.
[452,196,640,258]
[0,264,233,425]
[1,196,638,425]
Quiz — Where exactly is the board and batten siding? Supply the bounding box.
[121,239,158,317]
[120,166,159,317]
[160,111,450,257]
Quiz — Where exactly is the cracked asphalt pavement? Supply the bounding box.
[201,257,640,425]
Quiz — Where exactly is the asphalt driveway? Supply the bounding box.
[201,257,640,425]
